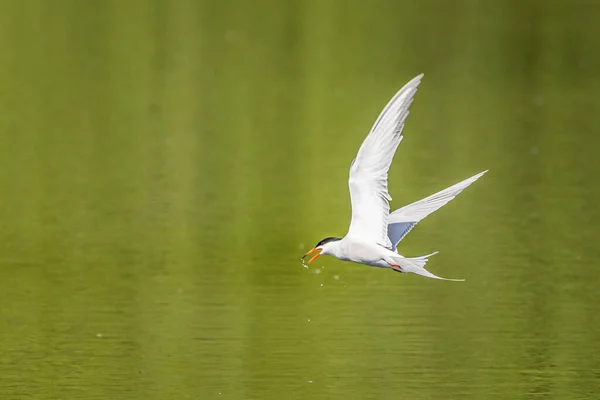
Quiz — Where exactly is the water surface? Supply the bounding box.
[0,1,599,399]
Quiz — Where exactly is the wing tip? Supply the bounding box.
[470,169,489,181]
[462,170,488,184]
[408,73,424,88]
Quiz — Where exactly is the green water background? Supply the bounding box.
[0,1,599,398]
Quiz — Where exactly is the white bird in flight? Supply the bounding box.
[302,74,487,281]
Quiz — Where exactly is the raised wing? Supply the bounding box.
[346,74,424,247]
[387,170,488,250]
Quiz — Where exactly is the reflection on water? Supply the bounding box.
[0,1,599,399]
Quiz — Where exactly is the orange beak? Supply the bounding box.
[302,247,322,265]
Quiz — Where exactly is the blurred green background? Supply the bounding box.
[0,0,599,399]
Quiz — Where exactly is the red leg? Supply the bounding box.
[389,263,403,273]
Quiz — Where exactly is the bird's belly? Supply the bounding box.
[339,255,387,268]
[338,239,392,269]
[361,259,391,269]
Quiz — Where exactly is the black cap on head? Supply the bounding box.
[315,237,341,247]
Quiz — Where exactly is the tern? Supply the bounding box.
[301,74,487,281]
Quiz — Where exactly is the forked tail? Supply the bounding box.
[392,252,464,281]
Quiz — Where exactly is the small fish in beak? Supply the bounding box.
[301,247,322,267]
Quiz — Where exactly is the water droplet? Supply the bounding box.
[308,318,311,322]
[530,146,539,155]
[320,283,323,287]
[225,30,238,43]
[333,274,340,280]
[97,333,102,338]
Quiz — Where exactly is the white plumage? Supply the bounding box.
[302,74,486,281]
[387,170,487,250]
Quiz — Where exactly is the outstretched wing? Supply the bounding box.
[387,170,488,250]
[346,74,424,248]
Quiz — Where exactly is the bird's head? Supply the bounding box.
[302,237,341,265]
